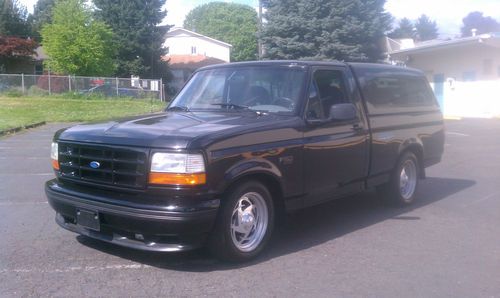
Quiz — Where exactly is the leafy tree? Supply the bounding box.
[0,0,32,37]
[0,36,37,70]
[414,14,438,41]
[389,18,415,39]
[184,2,258,61]
[31,0,56,40]
[0,36,37,57]
[93,0,170,80]
[261,0,392,62]
[41,0,115,76]
[461,11,500,37]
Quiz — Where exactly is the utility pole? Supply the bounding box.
[258,0,263,59]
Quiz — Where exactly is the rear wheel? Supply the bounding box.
[378,152,419,206]
[208,181,274,262]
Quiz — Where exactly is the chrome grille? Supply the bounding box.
[58,142,148,189]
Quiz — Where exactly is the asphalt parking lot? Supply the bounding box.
[1,120,499,297]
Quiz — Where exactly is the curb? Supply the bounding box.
[0,121,46,137]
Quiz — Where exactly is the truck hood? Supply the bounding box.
[55,111,294,149]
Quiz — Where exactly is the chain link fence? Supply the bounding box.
[0,73,165,101]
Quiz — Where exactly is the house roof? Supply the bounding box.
[162,54,226,69]
[166,27,232,48]
[389,32,500,55]
[34,46,48,61]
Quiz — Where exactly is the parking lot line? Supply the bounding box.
[0,157,50,160]
[0,201,48,206]
[0,264,151,274]
[461,191,500,208]
[0,173,53,176]
[446,131,470,137]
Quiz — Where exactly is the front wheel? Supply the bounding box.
[378,152,420,206]
[208,181,274,262]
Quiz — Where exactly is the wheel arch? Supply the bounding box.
[222,172,286,218]
[398,142,425,179]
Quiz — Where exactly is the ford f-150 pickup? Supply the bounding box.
[46,61,444,261]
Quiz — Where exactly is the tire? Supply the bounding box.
[208,181,274,262]
[377,151,420,206]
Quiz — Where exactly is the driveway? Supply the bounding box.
[0,120,499,297]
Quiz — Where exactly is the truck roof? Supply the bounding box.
[348,62,424,75]
[197,60,344,71]
[197,60,424,75]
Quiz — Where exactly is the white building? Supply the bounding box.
[163,27,232,62]
[388,33,500,118]
[163,27,232,95]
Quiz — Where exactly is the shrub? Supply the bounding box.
[27,86,49,96]
[3,88,23,97]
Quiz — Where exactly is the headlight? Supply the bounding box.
[149,153,206,186]
[51,142,59,170]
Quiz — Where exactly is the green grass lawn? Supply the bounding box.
[0,96,167,131]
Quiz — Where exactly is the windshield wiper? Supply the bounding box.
[166,105,190,112]
[211,103,249,110]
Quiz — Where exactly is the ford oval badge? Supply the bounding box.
[89,161,100,169]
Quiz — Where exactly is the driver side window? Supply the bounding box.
[306,81,323,119]
[306,69,348,120]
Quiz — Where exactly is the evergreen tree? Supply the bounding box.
[0,0,32,37]
[261,0,392,62]
[93,0,170,80]
[389,18,415,39]
[41,0,115,76]
[184,2,258,61]
[31,0,56,40]
[461,11,500,37]
[414,14,438,41]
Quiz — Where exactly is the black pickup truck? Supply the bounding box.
[46,61,444,261]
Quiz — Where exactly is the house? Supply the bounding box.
[163,27,232,62]
[162,54,226,93]
[3,46,46,75]
[388,33,500,118]
[162,27,232,95]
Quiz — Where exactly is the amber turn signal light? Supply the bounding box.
[51,159,60,170]
[149,172,206,186]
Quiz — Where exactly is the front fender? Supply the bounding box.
[217,158,283,194]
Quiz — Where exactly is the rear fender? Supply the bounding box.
[398,138,425,178]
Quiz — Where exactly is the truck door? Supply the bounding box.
[303,67,369,205]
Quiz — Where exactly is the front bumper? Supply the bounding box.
[45,180,220,252]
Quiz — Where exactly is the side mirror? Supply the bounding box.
[328,103,358,122]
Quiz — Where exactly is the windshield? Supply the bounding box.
[169,66,307,114]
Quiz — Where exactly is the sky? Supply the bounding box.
[18,0,500,38]
[385,0,500,37]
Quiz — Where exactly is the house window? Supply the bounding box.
[191,46,197,54]
[35,64,44,75]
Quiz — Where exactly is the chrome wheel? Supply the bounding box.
[400,159,417,200]
[230,192,269,252]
